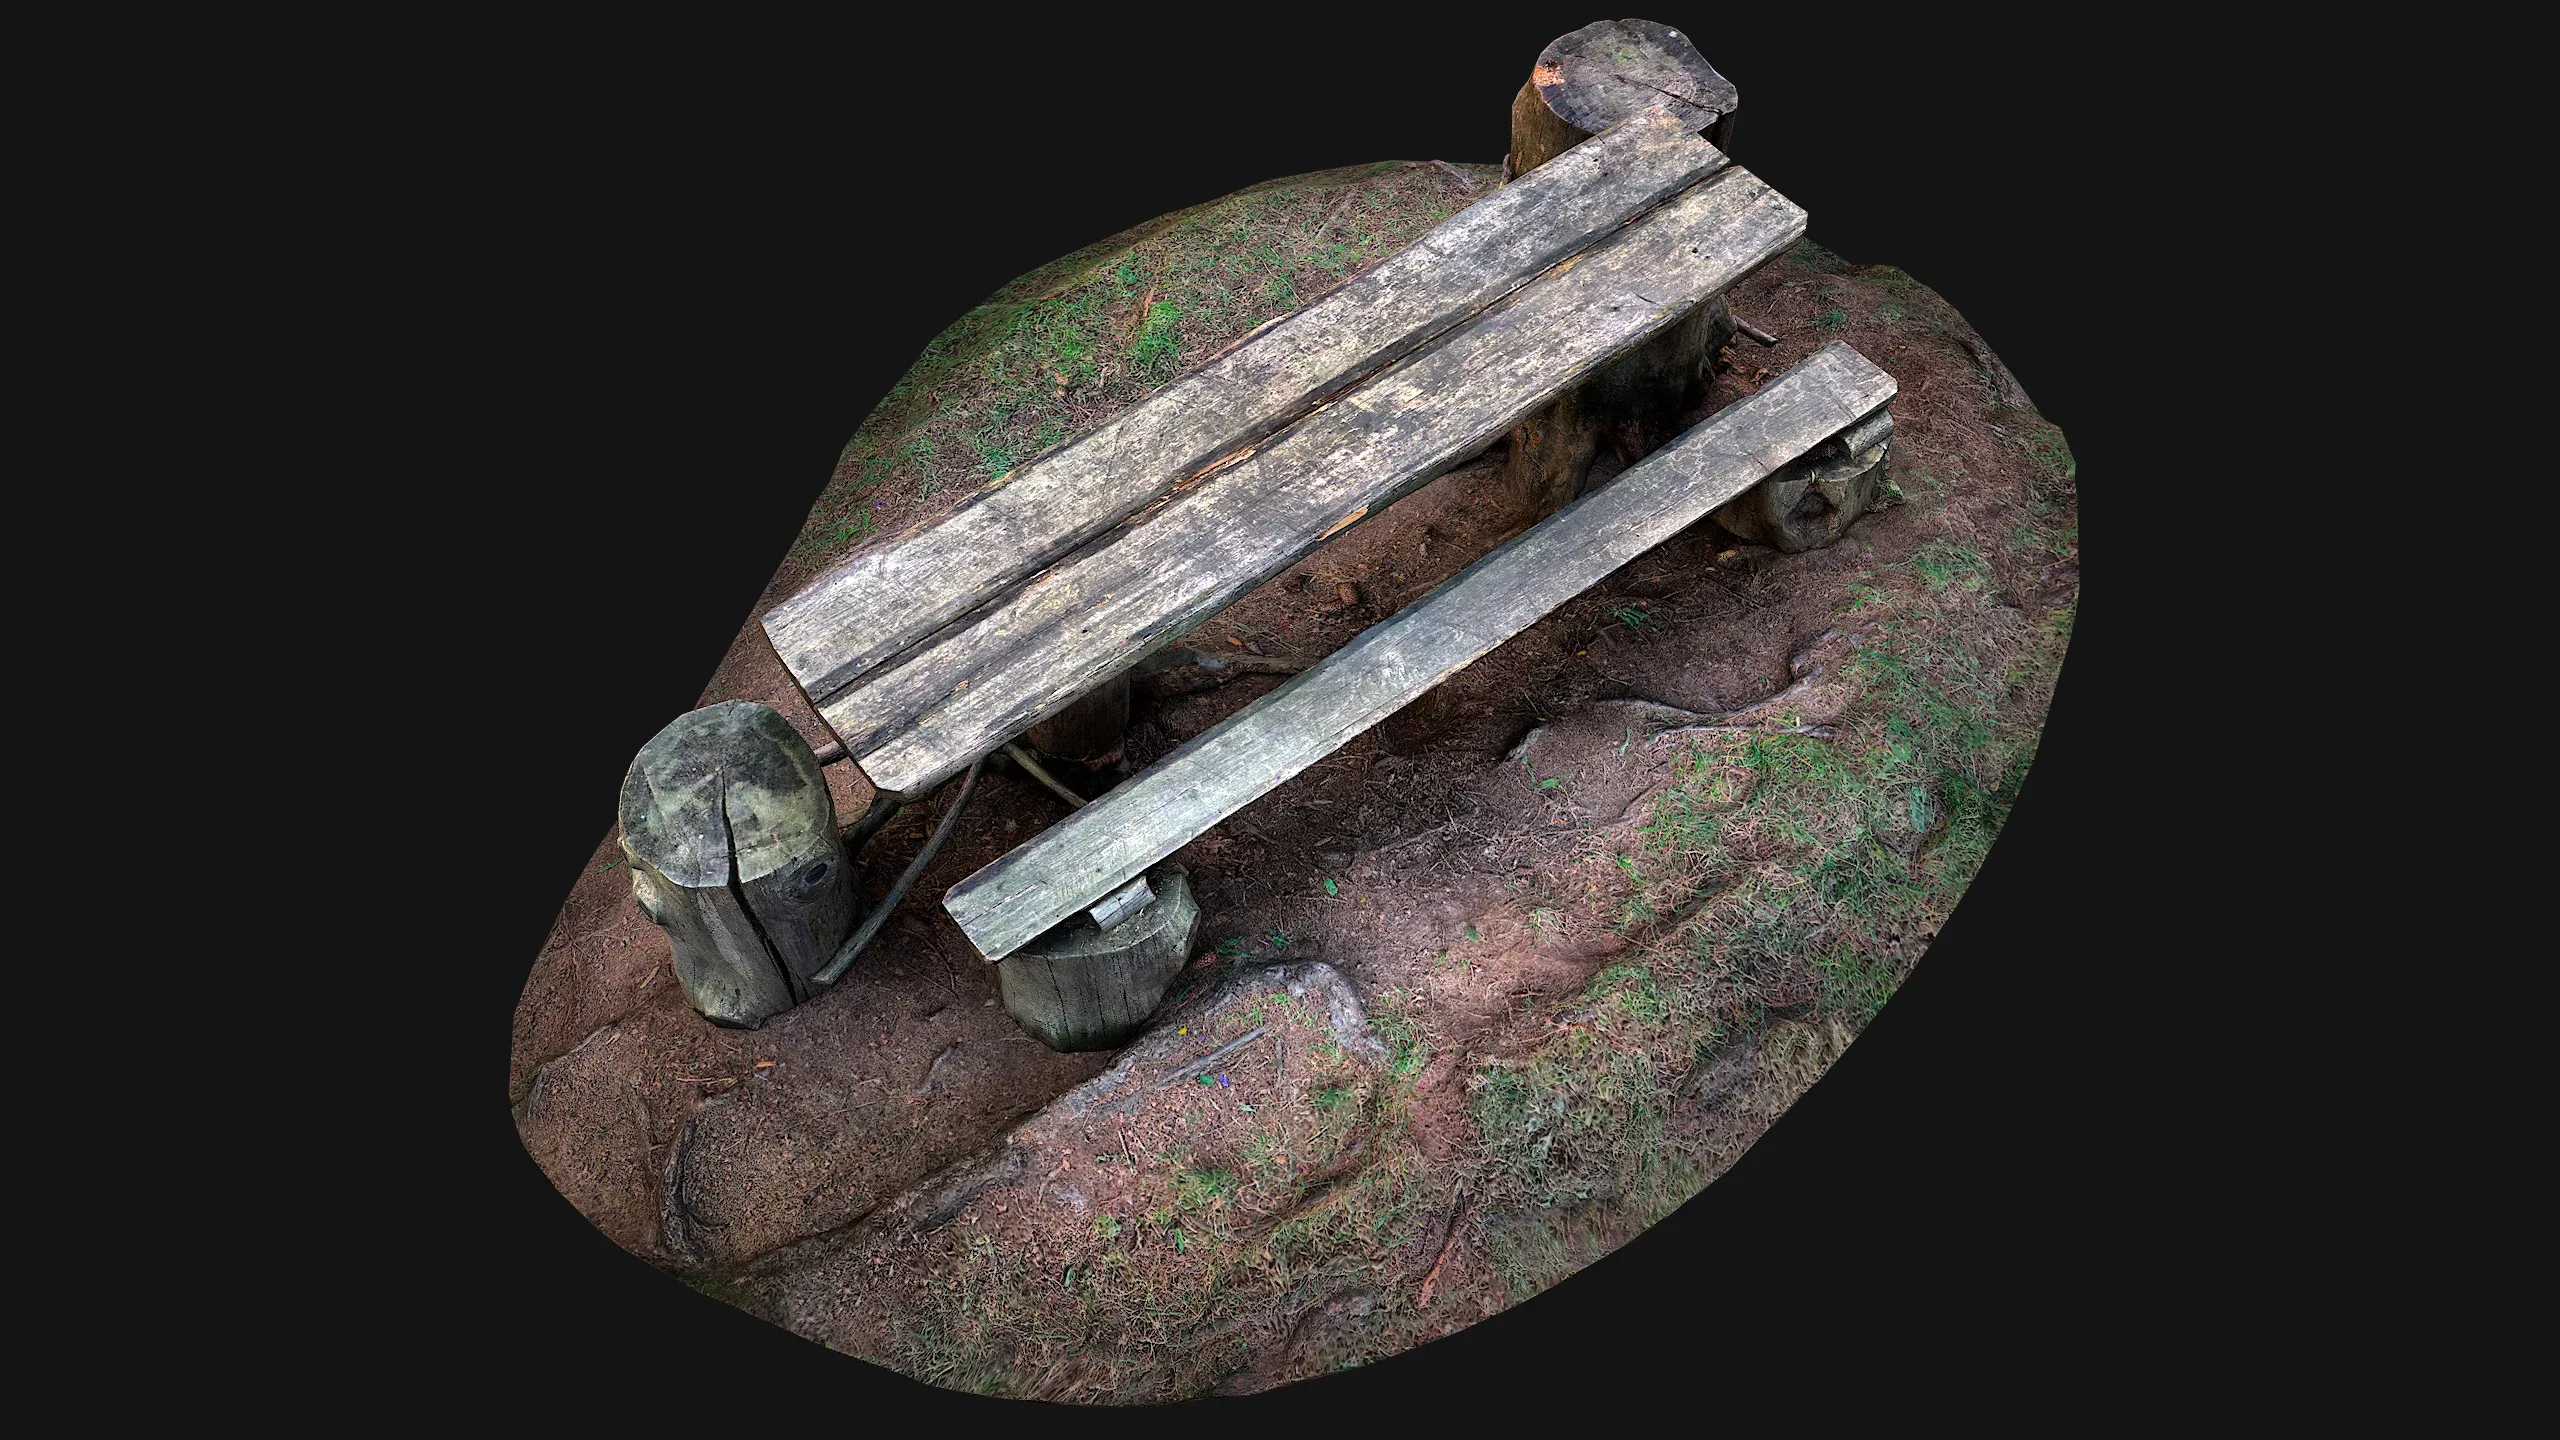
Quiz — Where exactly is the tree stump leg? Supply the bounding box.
[994,862,1200,1052]
[1711,409,1896,553]
[1499,20,1744,519]
[619,701,858,1028]
[1026,671,1130,774]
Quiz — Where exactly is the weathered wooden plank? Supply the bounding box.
[946,342,1896,961]
[761,105,1727,709]
[829,165,1808,799]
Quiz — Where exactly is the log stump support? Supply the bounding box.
[1025,670,1130,776]
[994,861,1200,1052]
[619,701,858,1028]
[1712,407,1895,553]
[1501,19,1744,517]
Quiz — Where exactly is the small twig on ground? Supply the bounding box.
[1420,158,1476,191]
[913,1043,961,1097]
[1108,1028,1270,1117]
[1648,723,1834,747]
[813,755,986,985]
[1418,1184,1469,1308]
[1124,284,1156,341]
[1730,314,1780,346]
[1597,697,1716,723]
[1003,743,1089,810]
[626,1084,656,1151]
[1313,187,1361,237]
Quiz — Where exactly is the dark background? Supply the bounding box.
[385,8,2168,1412]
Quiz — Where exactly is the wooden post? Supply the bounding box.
[619,701,858,1028]
[1712,408,1895,553]
[993,862,1200,1051]
[1025,670,1130,776]
[1501,19,1743,515]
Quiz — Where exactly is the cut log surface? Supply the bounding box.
[619,701,855,1025]
[946,342,1897,961]
[762,106,1729,713]
[829,165,1807,801]
[1512,19,1737,177]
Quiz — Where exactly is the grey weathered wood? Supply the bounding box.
[946,342,1896,961]
[1510,19,1737,177]
[829,165,1808,800]
[619,701,856,1025]
[1088,873,1155,931]
[994,863,1200,1051]
[1712,408,1896,552]
[1504,21,1742,517]
[760,106,1727,712]
[1025,669,1128,766]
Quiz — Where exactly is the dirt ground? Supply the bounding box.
[512,154,2079,1401]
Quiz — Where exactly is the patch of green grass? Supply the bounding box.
[1814,938,1896,1022]
[1910,538,1989,593]
[1817,308,1849,329]
[1855,264,1925,299]
[1609,604,1662,632]
[683,1274,758,1310]
[2008,522,2076,558]
[1458,551,2074,1299]
[1998,409,2077,481]
[1310,1085,1353,1111]
[1175,1166,1236,1211]
[1523,905,1562,943]
[1238,1129,1290,1178]
[1129,298,1184,370]
[1370,986,1429,1080]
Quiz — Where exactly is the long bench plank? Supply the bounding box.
[763,106,1726,710]
[827,165,1806,800]
[945,341,1896,960]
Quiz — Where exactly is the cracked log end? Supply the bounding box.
[619,701,858,1027]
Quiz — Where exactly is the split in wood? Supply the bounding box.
[761,108,1746,798]
[619,702,852,1026]
[835,166,1801,803]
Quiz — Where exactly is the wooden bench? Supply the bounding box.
[943,342,1897,960]
[765,106,1805,808]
